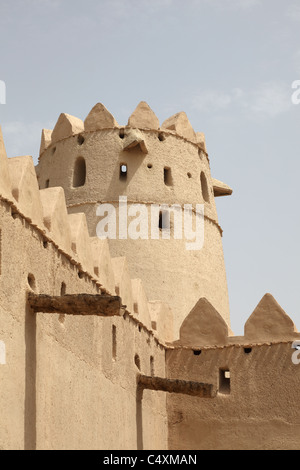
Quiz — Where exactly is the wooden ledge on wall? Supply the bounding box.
[137,374,215,398]
[27,292,124,317]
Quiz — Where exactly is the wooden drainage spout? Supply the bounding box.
[27,293,124,317]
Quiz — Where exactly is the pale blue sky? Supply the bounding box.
[0,0,299,334]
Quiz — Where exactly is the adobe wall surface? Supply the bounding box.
[105,220,229,339]
[0,197,167,450]
[166,342,300,450]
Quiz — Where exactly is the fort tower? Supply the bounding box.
[36,102,233,335]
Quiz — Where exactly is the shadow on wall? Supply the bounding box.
[136,385,143,451]
[24,301,37,450]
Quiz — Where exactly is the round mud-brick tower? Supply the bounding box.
[36,102,233,337]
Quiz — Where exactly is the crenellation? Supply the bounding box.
[0,193,103,295]
[128,101,160,129]
[195,131,207,152]
[244,293,298,342]
[161,111,197,143]
[40,187,73,254]
[84,103,119,132]
[68,213,94,274]
[51,113,84,144]
[176,297,229,348]
[111,256,134,314]
[0,127,12,200]
[8,156,44,227]
[39,129,52,156]
[148,301,174,344]
[131,278,152,330]
[90,237,116,294]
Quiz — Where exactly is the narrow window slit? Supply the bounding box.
[164,167,172,186]
[73,157,86,188]
[219,368,230,395]
[112,325,117,361]
[158,211,170,230]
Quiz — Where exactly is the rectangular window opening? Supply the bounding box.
[164,167,172,186]
[120,164,128,181]
[112,325,117,361]
[219,368,230,395]
[158,210,170,231]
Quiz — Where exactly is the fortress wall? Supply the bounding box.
[0,196,167,450]
[166,342,300,450]
[36,312,167,450]
[166,293,300,450]
[0,129,169,449]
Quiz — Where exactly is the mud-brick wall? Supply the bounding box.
[166,343,300,450]
[0,200,167,450]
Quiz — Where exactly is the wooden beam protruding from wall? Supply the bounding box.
[27,292,124,317]
[138,374,215,398]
